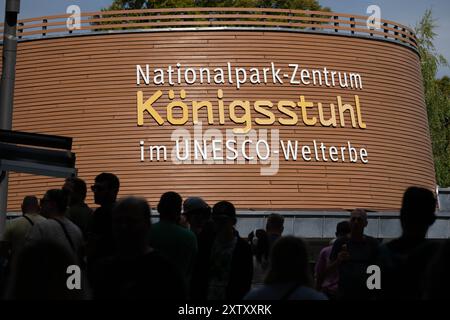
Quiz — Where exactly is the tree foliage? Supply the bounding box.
[415,9,450,186]
[106,0,196,10]
[105,0,330,11]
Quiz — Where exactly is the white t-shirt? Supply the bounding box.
[25,216,84,258]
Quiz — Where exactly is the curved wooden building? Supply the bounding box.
[1,8,435,212]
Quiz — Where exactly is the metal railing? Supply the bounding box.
[0,7,417,50]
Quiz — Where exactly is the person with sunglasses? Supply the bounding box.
[86,173,120,274]
[207,201,253,300]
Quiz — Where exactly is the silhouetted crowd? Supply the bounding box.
[0,172,448,300]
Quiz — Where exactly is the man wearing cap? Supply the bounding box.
[183,197,212,235]
[207,201,253,300]
[183,197,215,300]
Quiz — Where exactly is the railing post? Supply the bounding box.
[18,21,23,39]
[42,18,47,36]
[90,14,100,33]
[68,16,73,34]
[410,30,417,47]
[321,215,325,238]
[334,15,338,33]
[350,16,355,34]
[401,27,406,42]
[95,14,101,23]
[394,25,399,40]
[383,22,388,39]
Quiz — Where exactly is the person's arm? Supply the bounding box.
[232,240,254,300]
[314,249,328,290]
[242,241,254,296]
[326,240,350,276]
[186,233,198,285]
[0,241,11,260]
[0,224,12,259]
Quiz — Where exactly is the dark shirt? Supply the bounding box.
[88,204,116,260]
[190,222,215,300]
[330,235,379,300]
[149,221,198,288]
[66,203,93,240]
[227,235,254,300]
[207,231,253,300]
[92,250,186,300]
[268,233,280,250]
[378,238,440,299]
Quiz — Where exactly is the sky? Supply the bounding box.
[0,0,449,77]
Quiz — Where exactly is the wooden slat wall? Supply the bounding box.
[3,30,435,212]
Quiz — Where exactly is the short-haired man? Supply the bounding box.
[1,196,46,260]
[63,177,93,239]
[88,173,120,264]
[265,213,284,248]
[92,196,186,299]
[26,189,84,261]
[329,209,379,300]
[149,192,198,292]
[378,186,438,299]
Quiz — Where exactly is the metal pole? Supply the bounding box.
[0,0,20,237]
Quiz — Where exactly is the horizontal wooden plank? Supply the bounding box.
[3,29,433,212]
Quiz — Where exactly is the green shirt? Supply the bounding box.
[149,221,198,286]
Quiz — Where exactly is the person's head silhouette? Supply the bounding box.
[21,195,40,215]
[183,197,211,234]
[349,208,368,238]
[63,177,87,206]
[212,201,237,235]
[112,196,151,255]
[91,173,120,206]
[336,220,351,238]
[157,191,182,223]
[39,189,68,219]
[266,214,284,236]
[400,186,436,239]
[264,236,311,286]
